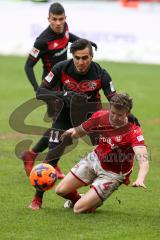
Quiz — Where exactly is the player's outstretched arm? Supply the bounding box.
[61,125,86,141]
[132,146,149,188]
[24,58,39,92]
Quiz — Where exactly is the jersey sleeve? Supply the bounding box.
[130,126,145,147]
[29,38,46,60]
[101,69,116,101]
[24,58,39,91]
[25,39,45,71]
[24,39,47,91]
[42,62,62,89]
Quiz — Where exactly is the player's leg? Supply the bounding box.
[56,152,97,209]
[32,130,50,153]
[28,189,44,211]
[45,112,73,178]
[21,128,67,179]
[44,124,73,179]
[21,101,62,176]
[28,125,73,210]
[73,187,102,213]
[55,172,85,205]
[73,177,122,214]
[22,109,71,177]
[21,128,50,176]
[27,142,65,210]
[72,152,123,213]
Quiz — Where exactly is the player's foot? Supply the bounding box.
[64,194,84,209]
[64,200,74,209]
[64,195,102,213]
[55,165,65,179]
[21,150,38,176]
[28,196,42,211]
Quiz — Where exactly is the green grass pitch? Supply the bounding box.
[0,55,160,240]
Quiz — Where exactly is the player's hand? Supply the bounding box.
[132,179,146,188]
[60,128,75,141]
[90,41,98,51]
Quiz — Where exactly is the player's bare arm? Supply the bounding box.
[61,125,86,140]
[132,146,149,188]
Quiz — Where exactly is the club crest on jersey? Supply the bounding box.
[115,135,122,142]
[45,71,54,83]
[30,47,40,58]
[137,135,144,142]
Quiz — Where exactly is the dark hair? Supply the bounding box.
[110,93,133,112]
[49,2,65,15]
[70,39,93,56]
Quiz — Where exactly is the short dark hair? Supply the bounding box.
[70,39,93,56]
[49,2,65,15]
[110,93,133,112]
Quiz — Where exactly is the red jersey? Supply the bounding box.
[82,110,145,175]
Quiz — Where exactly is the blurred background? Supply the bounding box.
[1,0,160,64]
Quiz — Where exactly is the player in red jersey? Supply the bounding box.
[55,93,149,213]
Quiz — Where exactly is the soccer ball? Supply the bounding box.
[29,163,57,191]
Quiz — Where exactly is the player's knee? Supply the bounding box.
[73,205,83,214]
[73,202,86,214]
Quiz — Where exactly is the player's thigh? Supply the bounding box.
[71,155,96,185]
[55,172,85,195]
[74,187,102,212]
[92,177,122,201]
[54,109,72,130]
[44,128,73,163]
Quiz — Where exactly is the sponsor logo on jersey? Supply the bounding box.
[100,137,118,149]
[137,135,144,142]
[115,135,122,142]
[30,47,40,58]
[79,80,98,91]
[107,137,118,149]
[110,81,115,92]
[54,46,68,57]
[45,71,54,83]
[62,72,101,93]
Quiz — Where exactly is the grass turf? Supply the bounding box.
[0,55,160,239]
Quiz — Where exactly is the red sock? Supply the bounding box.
[35,190,44,200]
[30,150,38,156]
[63,190,81,204]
